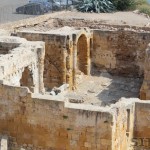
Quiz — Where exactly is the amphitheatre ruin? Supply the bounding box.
[0,11,150,150]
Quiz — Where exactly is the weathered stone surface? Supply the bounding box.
[0,36,45,94]
[0,84,113,150]
[17,27,91,90]
[140,44,150,100]
[92,30,150,78]
[0,13,149,150]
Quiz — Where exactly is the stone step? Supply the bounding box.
[0,135,8,150]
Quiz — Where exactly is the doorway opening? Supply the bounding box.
[20,67,34,92]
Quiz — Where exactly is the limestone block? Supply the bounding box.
[1,135,8,150]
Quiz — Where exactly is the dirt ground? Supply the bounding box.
[0,7,149,28]
[65,72,142,106]
[53,11,150,27]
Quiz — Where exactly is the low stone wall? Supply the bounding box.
[0,84,113,150]
[0,83,146,150]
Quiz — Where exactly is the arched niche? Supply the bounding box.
[77,34,89,75]
[20,67,34,92]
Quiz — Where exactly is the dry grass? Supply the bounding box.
[135,0,150,16]
[138,4,150,16]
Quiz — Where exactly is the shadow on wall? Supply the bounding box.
[77,34,89,75]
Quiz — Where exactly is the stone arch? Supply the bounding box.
[77,34,89,75]
[20,67,34,92]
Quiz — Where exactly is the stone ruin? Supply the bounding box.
[0,13,150,150]
[0,36,45,93]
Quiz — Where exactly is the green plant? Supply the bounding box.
[76,0,115,13]
[134,0,150,16]
[138,4,150,16]
[110,0,136,10]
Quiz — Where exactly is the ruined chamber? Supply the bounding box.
[0,16,150,150]
[0,36,45,93]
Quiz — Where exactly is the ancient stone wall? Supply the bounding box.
[0,84,113,150]
[112,98,136,150]
[17,28,91,90]
[72,31,91,88]
[0,82,146,150]
[92,30,150,77]
[0,14,150,150]
[133,102,150,149]
[0,36,45,93]
[17,31,70,90]
[112,100,150,150]
[140,44,150,100]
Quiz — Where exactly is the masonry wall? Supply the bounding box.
[0,84,113,150]
[140,44,150,100]
[112,99,135,150]
[17,32,69,90]
[0,37,45,94]
[133,102,150,150]
[17,30,92,90]
[113,103,129,150]
[92,30,150,77]
[112,99,150,150]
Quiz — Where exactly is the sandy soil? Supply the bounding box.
[0,1,149,27]
[53,11,150,27]
[17,11,149,28]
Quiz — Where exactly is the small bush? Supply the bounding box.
[135,0,147,6]
[76,0,115,13]
[76,0,150,15]
[110,0,136,10]
[138,4,150,15]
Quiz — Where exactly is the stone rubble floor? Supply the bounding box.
[65,72,143,106]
